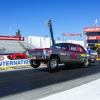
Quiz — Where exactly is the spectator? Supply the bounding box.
[87,46,92,55]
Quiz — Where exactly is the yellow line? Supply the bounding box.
[96,59,100,60]
[0,65,31,71]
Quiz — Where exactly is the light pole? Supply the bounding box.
[45,19,55,46]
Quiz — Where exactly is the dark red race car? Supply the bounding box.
[7,51,27,60]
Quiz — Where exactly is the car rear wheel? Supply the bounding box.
[30,60,40,68]
[82,59,89,68]
[47,58,58,71]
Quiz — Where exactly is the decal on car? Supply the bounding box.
[48,50,52,54]
[81,54,86,57]
[60,52,66,55]
[70,53,77,59]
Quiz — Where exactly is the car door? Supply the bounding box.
[77,45,87,62]
[69,44,78,63]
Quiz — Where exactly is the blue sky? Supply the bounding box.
[0,0,99,41]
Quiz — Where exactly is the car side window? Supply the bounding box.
[70,44,77,51]
[50,43,68,49]
[77,45,85,52]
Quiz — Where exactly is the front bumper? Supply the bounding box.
[27,55,50,62]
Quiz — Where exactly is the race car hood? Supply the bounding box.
[27,48,50,52]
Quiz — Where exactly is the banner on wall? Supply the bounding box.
[84,27,100,33]
[0,55,10,61]
[62,33,82,37]
[0,36,24,41]
[87,36,100,40]
[0,59,30,67]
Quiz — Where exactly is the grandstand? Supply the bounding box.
[0,40,35,54]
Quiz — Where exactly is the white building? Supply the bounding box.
[27,36,87,49]
[27,36,51,48]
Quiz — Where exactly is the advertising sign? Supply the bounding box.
[0,59,30,67]
[0,36,24,41]
[0,56,4,61]
[87,36,100,40]
[63,33,82,37]
[84,27,100,32]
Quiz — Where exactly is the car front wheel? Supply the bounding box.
[82,59,89,68]
[47,58,58,71]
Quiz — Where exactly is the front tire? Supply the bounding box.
[30,60,40,68]
[47,58,58,71]
[82,59,89,68]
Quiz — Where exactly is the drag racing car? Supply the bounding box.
[26,43,96,71]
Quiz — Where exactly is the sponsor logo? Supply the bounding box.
[84,27,100,32]
[0,56,4,61]
[87,36,100,40]
[0,36,24,41]
[70,53,77,59]
[88,36,96,40]
[60,52,66,55]
[81,54,86,57]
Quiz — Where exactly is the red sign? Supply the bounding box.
[63,33,82,37]
[0,36,24,41]
[84,27,100,32]
[87,36,100,40]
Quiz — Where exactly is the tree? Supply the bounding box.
[16,29,21,37]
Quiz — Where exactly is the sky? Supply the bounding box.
[0,0,100,41]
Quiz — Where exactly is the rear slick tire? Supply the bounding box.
[30,60,40,68]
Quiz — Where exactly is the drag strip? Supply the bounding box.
[0,61,100,100]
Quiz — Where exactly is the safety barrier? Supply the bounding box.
[0,57,46,71]
[0,59,31,71]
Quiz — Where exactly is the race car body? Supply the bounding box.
[26,43,96,71]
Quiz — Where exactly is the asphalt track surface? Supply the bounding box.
[0,61,100,100]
